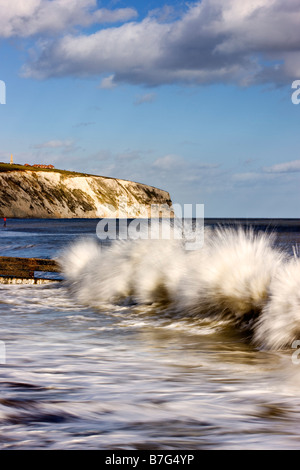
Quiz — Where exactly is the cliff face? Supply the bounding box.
[0,170,173,218]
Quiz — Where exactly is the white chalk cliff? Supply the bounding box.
[0,170,173,218]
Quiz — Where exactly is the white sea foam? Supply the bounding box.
[254,259,300,350]
[58,227,299,349]
[57,237,102,281]
[175,228,286,320]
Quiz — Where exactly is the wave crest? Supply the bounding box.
[58,227,298,350]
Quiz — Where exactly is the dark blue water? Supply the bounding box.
[0,218,299,450]
[2,217,299,258]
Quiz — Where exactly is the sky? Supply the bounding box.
[0,0,300,218]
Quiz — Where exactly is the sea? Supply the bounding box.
[0,217,300,450]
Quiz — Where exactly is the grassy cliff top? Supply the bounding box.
[0,162,111,179]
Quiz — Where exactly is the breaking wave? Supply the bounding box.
[58,226,300,350]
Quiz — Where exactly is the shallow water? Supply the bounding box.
[0,218,300,449]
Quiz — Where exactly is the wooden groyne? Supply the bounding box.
[0,256,61,284]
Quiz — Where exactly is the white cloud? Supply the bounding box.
[19,0,300,86]
[263,159,300,173]
[232,172,268,182]
[0,0,137,37]
[152,154,185,171]
[99,74,117,89]
[134,92,157,105]
[232,161,300,185]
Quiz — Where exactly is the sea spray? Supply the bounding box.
[175,228,286,320]
[254,259,300,350]
[58,237,187,307]
[58,226,298,349]
[58,237,102,281]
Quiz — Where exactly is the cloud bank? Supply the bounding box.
[0,0,137,37]
[233,158,300,184]
[263,159,300,173]
[7,0,298,88]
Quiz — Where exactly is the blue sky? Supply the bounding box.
[0,0,300,217]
